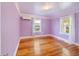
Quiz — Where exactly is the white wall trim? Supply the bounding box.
[51,35,73,44]
[13,38,20,56]
[20,34,52,39]
[19,34,72,44]
[14,2,21,16]
[13,3,22,56]
[69,15,75,43]
[50,34,79,45]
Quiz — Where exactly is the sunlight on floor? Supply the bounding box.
[62,48,70,56]
[34,39,41,55]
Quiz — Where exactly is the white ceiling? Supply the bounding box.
[17,2,79,16]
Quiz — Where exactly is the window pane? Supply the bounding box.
[33,19,41,32]
[60,16,72,34]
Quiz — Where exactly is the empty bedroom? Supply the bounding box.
[1,2,79,56]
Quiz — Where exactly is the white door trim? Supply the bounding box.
[69,15,75,43]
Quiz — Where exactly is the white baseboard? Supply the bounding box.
[51,35,72,44]
[50,35,79,45]
[13,38,21,56]
[20,34,52,39]
[20,34,76,45]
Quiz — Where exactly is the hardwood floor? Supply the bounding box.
[16,36,79,56]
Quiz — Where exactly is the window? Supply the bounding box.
[33,18,41,33]
[60,16,72,35]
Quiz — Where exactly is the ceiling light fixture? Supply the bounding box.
[42,3,53,11]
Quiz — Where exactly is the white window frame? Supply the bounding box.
[60,16,72,35]
[60,15,75,43]
[32,18,41,33]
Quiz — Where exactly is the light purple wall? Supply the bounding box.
[0,3,1,55]
[20,17,51,36]
[41,18,52,35]
[20,19,32,36]
[1,3,20,56]
[75,12,79,43]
